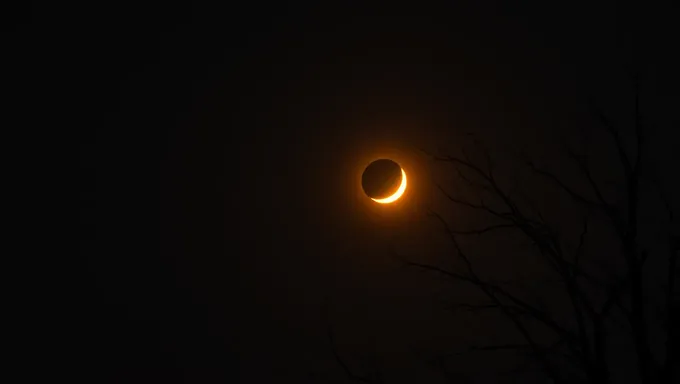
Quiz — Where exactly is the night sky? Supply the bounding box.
[83,3,679,383]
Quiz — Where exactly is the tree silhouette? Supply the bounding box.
[328,72,678,383]
[399,73,678,384]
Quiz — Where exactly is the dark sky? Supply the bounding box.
[83,2,678,383]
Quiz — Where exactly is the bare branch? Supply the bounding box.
[527,161,602,209]
[527,159,627,242]
[429,150,602,362]
[435,183,512,220]
[446,224,517,235]
[564,144,611,209]
[518,188,548,224]
[418,106,664,382]
[454,166,494,193]
[400,259,581,347]
[432,154,493,183]
[327,325,379,383]
[448,170,601,373]
[426,210,487,275]
[427,206,515,237]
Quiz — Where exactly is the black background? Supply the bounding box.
[78,2,678,383]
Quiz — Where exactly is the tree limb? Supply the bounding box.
[327,325,381,383]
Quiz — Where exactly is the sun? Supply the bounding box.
[371,168,407,204]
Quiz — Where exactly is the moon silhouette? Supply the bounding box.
[361,159,407,204]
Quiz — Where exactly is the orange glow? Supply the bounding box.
[371,168,407,204]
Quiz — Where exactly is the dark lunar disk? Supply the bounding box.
[361,159,402,199]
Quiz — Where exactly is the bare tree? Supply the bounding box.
[399,73,678,383]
